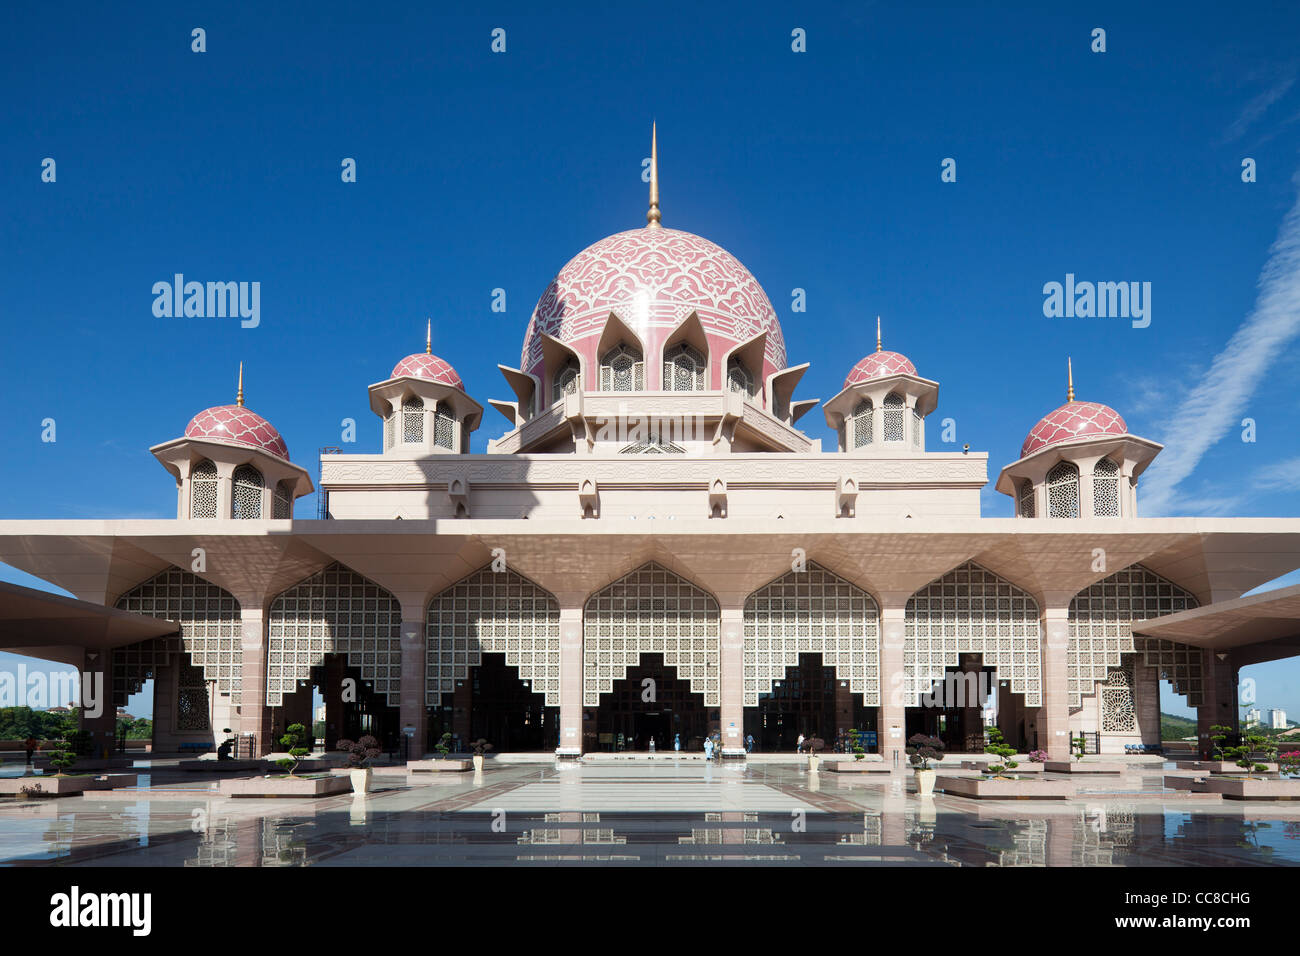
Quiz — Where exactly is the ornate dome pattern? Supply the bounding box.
[185,405,290,461]
[521,228,787,382]
[1021,401,1128,457]
[391,353,465,390]
[844,350,917,388]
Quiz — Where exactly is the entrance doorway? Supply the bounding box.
[905,655,1006,752]
[471,653,558,751]
[744,652,876,752]
[274,654,400,754]
[593,653,709,751]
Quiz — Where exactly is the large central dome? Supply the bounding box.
[520,227,787,384]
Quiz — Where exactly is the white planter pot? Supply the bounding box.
[472,754,484,772]
[914,768,937,797]
[349,768,372,794]
[808,754,820,772]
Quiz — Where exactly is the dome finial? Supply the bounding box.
[426,318,432,354]
[1067,356,1075,403]
[876,316,882,352]
[646,122,662,229]
[236,361,245,407]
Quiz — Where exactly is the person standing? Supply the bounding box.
[703,736,714,760]
[24,736,38,768]
[796,733,805,754]
[745,733,754,753]
[674,732,680,753]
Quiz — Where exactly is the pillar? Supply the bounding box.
[81,649,116,759]
[322,655,344,752]
[237,606,270,755]
[879,604,907,764]
[1196,650,1238,759]
[1039,607,1071,761]
[720,605,746,757]
[398,604,428,759]
[556,606,583,756]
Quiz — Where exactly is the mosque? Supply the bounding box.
[2,129,1299,762]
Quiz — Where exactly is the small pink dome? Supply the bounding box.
[844,350,917,388]
[1021,401,1128,457]
[185,405,289,461]
[391,352,465,390]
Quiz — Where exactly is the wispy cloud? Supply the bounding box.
[1224,72,1296,142]
[1253,455,1300,492]
[1141,172,1300,515]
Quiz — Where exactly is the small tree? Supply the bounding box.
[1208,724,1233,761]
[906,733,945,771]
[1071,733,1089,762]
[847,728,866,761]
[1279,751,1300,778]
[1226,732,1276,776]
[336,735,381,769]
[984,726,1018,776]
[434,732,452,759]
[47,746,77,776]
[275,723,311,775]
[470,738,493,758]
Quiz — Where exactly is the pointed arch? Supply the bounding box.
[267,562,402,707]
[583,562,719,706]
[743,563,879,707]
[1093,457,1121,517]
[1046,460,1080,518]
[905,561,1042,706]
[190,459,218,518]
[231,464,263,519]
[425,566,561,707]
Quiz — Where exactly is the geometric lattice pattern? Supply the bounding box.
[904,562,1041,706]
[742,563,879,707]
[583,562,719,706]
[1100,661,1136,734]
[114,568,242,705]
[1093,457,1120,517]
[184,404,290,460]
[176,663,212,732]
[883,393,905,442]
[107,637,180,709]
[425,567,561,707]
[1047,461,1080,518]
[266,563,402,707]
[1021,400,1128,457]
[1067,565,1200,707]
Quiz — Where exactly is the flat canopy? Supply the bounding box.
[1133,582,1300,666]
[0,579,177,666]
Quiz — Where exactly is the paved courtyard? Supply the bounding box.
[2,758,1299,866]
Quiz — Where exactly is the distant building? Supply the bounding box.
[1245,708,1262,727]
[1269,708,1287,730]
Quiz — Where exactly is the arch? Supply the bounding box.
[905,561,1042,706]
[663,342,706,391]
[851,398,873,448]
[552,356,580,403]
[1067,565,1201,707]
[114,568,241,707]
[742,563,879,707]
[583,562,719,706]
[1046,460,1080,518]
[882,392,905,442]
[1093,457,1120,517]
[433,402,455,450]
[266,563,402,707]
[1018,479,1036,518]
[402,395,424,444]
[425,566,561,707]
[273,480,293,519]
[190,459,218,519]
[231,464,264,519]
[727,356,755,398]
[599,342,644,392]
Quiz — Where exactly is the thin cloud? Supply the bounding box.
[1224,73,1296,142]
[1141,173,1300,515]
[1253,455,1300,492]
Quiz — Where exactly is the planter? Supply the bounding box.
[178,759,263,772]
[1043,761,1125,774]
[408,759,473,772]
[1175,760,1278,775]
[1163,774,1300,800]
[807,754,821,773]
[472,754,485,772]
[349,768,373,794]
[960,761,1043,773]
[219,774,351,798]
[935,775,1074,800]
[823,760,891,773]
[914,768,936,796]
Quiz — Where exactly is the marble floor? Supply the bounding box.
[2,759,1299,866]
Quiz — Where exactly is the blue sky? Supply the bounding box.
[2,2,1300,720]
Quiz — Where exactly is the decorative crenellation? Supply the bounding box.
[742,563,880,707]
[425,566,562,707]
[583,562,719,706]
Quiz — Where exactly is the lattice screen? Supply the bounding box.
[852,400,872,447]
[742,563,879,707]
[176,663,212,731]
[1067,565,1200,706]
[583,563,719,706]
[883,393,905,442]
[425,566,561,706]
[267,563,402,707]
[115,568,241,705]
[1100,660,1136,733]
[904,562,1041,706]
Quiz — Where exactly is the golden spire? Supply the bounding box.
[646,122,662,229]
[426,318,432,354]
[236,362,245,407]
[1067,356,1075,403]
[876,316,882,352]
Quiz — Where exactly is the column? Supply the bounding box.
[322,655,344,751]
[556,606,583,756]
[81,649,116,759]
[719,605,745,757]
[237,606,270,755]
[1196,650,1238,759]
[1039,607,1071,761]
[878,604,907,764]
[398,603,428,760]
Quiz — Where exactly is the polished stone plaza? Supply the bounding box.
[2,758,1298,866]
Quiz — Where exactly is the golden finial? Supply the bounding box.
[646,122,662,229]
[236,362,245,407]
[876,316,882,352]
[426,318,432,355]
[1067,356,1075,403]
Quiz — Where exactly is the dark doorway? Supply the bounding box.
[594,653,708,751]
[273,655,401,754]
[744,653,876,752]
[904,655,999,752]
[471,653,558,751]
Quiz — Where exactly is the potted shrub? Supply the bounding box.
[1225,732,1277,778]
[1208,724,1233,761]
[434,732,452,759]
[470,738,493,772]
[1027,749,1048,764]
[1279,751,1300,778]
[47,745,77,776]
[336,735,381,793]
[806,736,825,771]
[275,723,311,776]
[1071,733,1088,762]
[983,727,1019,777]
[847,728,866,761]
[906,734,945,796]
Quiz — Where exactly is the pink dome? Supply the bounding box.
[521,228,787,386]
[391,353,465,390]
[185,405,289,461]
[844,350,917,388]
[1021,401,1128,457]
